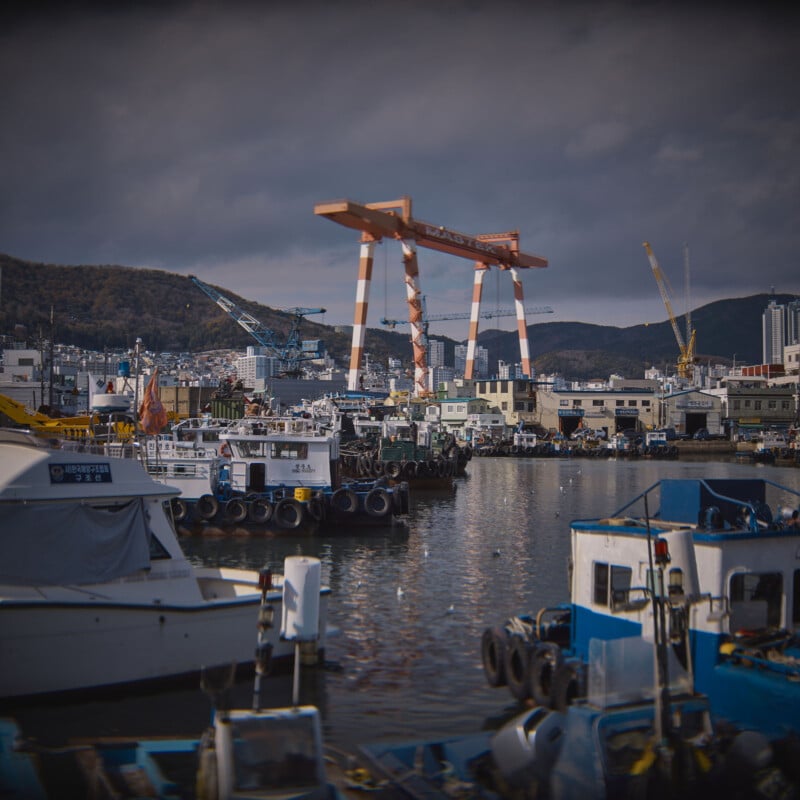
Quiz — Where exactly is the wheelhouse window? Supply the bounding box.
[730,571,783,630]
[593,562,633,607]
[270,442,309,460]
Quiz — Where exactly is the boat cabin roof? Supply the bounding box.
[0,430,177,502]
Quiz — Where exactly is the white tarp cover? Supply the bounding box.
[0,499,151,586]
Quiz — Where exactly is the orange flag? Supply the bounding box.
[139,367,168,435]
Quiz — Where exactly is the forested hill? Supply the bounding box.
[0,254,793,379]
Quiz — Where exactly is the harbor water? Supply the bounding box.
[7,456,800,759]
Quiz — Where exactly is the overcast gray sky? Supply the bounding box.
[2,1,798,340]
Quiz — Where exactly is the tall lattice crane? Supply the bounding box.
[381,296,553,342]
[643,242,697,379]
[189,276,326,376]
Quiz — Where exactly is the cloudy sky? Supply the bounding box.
[2,1,798,340]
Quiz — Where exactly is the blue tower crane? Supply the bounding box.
[189,276,326,375]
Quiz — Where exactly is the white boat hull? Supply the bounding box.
[0,432,330,700]
[0,587,328,699]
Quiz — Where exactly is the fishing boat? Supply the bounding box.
[190,415,410,532]
[0,429,329,700]
[480,476,800,747]
[339,415,470,489]
[141,415,234,522]
[357,647,794,800]
[0,556,342,799]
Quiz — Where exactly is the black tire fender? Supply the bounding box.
[274,497,303,529]
[171,497,188,523]
[248,498,273,524]
[550,661,581,711]
[528,642,563,708]
[385,460,402,479]
[365,487,392,517]
[331,488,358,514]
[481,627,508,688]
[505,635,532,701]
[225,498,248,524]
[402,461,417,479]
[197,494,219,521]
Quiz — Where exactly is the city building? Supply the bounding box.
[454,344,488,379]
[537,386,659,437]
[763,298,786,365]
[427,339,445,369]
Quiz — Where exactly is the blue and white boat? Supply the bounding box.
[481,477,800,744]
[190,415,410,532]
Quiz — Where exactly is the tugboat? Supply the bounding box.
[190,415,410,532]
[480,477,800,748]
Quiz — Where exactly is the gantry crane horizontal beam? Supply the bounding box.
[315,199,548,268]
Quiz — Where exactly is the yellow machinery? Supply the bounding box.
[643,241,697,379]
[0,393,135,443]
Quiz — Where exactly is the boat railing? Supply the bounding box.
[610,478,800,534]
[534,604,572,641]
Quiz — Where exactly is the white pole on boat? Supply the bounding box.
[281,556,321,707]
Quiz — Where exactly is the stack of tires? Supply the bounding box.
[481,625,584,712]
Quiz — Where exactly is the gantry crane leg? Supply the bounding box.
[510,267,533,378]
[464,266,488,380]
[402,240,429,396]
[347,240,376,392]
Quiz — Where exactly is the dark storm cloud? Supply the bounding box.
[1,1,798,332]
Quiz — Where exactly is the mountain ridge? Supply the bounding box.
[0,253,793,380]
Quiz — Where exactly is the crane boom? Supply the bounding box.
[642,242,696,379]
[189,276,326,374]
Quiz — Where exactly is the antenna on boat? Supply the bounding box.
[253,568,276,711]
[644,493,673,753]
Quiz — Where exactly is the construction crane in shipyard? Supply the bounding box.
[643,241,697,380]
[381,296,553,331]
[315,196,548,396]
[189,276,326,376]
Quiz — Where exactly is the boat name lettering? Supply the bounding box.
[291,464,316,474]
[49,463,112,483]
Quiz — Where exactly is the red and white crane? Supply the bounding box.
[314,196,549,395]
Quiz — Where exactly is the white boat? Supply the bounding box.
[192,414,409,530]
[90,392,132,413]
[142,415,234,519]
[0,429,330,699]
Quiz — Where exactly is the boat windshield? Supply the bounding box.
[231,714,324,793]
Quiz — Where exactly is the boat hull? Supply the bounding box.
[0,591,328,700]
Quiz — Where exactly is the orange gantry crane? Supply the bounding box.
[314,196,548,396]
